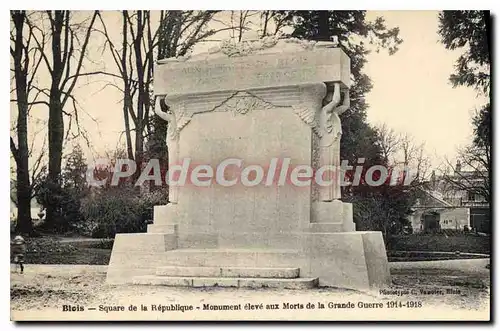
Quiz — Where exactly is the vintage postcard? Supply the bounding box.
[9,9,491,321]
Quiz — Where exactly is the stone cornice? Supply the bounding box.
[154,47,350,96]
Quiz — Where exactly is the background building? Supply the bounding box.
[409,165,490,233]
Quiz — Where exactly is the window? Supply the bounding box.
[467,190,476,201]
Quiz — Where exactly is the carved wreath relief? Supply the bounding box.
[211,91,276,115]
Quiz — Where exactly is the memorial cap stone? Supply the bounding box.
[154,37,351,96]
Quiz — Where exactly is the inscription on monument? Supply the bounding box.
[155,49,350,95]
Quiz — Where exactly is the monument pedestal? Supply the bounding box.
[106,38,391,290]
[107,229,389,290]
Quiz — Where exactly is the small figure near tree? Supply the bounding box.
[11,234,26,274]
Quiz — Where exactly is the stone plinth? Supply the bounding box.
[107,38,390,290]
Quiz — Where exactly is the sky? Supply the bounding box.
[364,11,488,164]
[14,10,489,171]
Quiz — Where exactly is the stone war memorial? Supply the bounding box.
[107,37,391,290]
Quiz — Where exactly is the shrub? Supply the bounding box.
[34,176,86,234]
[134,190,168,222]
[79,187,167,238]
[24,237,78,255]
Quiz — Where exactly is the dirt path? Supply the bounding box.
[11,260,490,321]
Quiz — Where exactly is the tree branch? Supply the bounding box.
[10,137,19,164]
[61,10,98,108]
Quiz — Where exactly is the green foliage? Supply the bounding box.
[34,145,89,233]
[350,184,416,237]
[472,104,491,150]
[25,237,78,255]
[62,145,88,194]
[33,144,169,237]
[34,176,80,233]
[438,11,490,94]
[79,188,167,238]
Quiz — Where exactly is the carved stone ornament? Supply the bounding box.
[217,36,279,57]
[292,105,321,137]
[211,91,276,114]
[158,96,193,141]
[158,37,340,63]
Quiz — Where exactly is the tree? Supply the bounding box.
[10,123,48,207]
[442,144,490,204]
[21,10,99,227]
[473,103,491,149]
[230,10,259,41]
[350,126,428,238]
[438,11,491,202]
[150,10,222,185]
[98,11,223,185]
[258,11,289,37]
[398,133,430,183]
[438,11,490,94]
[10,11,46,234]
[62,144,88,193]
[35,144,90,232]
[282,11,402,166]
[80,146,167,238]
[376,124,430,184]
[375,123,401,165]
[440,105,491,203]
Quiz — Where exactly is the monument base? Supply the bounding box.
[106,233,177,285]
[106,230,390,290]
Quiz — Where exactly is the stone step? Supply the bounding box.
[133,275,318,289]
[147,224,178,234]
[156,266,300,278]
[164,248,301,268]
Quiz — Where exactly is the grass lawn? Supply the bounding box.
[387,233,490,254]
[19,237,112,265]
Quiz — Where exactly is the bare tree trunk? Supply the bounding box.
[44,10,98,228]
[121,12,134,160]
[11,11,33,234]
[261,11,269,37]
[131,11,145,180]
[46,11,66,228]
[238,11,245,41]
